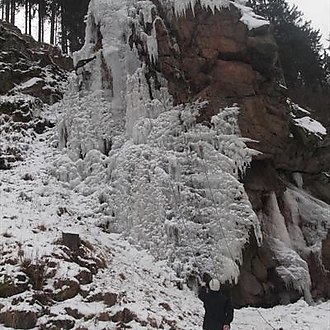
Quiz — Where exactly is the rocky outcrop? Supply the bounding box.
[0,20,71,169]
[0,21,71,102]
[0,234,108,329]
[135,1,330,305]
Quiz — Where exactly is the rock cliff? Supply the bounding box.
[77,0,330,306]
[145,1,330,305]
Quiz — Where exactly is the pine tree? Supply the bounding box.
[249,0,326,89]
[58,0,90,52]
[2,0,90,53]
[249,0,330,129]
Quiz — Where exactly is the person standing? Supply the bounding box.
[198,278,234,330]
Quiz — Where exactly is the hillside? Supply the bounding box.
[0,0,330,329]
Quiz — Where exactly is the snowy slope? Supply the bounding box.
[0,112,202,329]
[0,109,329,330]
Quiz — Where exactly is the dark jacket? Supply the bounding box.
[198,286,234,330]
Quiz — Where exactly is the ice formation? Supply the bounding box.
[159,0,268,30]
[51,0,269,283]
[259,184,330,301]
[52,0,329,295]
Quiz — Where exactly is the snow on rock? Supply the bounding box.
[234,1,269,30]
[284,186,330,251]
[258,183,330,302]
[292,116,327,139]
[289,101,327,139]
[0,129,204,329]
[14,77,44,90]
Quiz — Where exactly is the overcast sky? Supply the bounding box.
[286,0,329,47]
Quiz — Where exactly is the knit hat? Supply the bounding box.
[209,278,220,291]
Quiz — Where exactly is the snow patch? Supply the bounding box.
[292,116,327,138]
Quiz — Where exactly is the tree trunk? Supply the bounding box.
[5,0,10,22]
[38,3,41,42]
[38,2,42,42]
[24,0,28,34]
[60,4,68,53]
[10,0,14,24]
[62,232,81,253]
[28,2,32,35]
[1,0,4,20]
[50,2,56,44]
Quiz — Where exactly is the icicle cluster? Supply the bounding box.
[160,0,268,30]
[52,78,260,284]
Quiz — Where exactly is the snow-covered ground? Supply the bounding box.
[0,106,329,330]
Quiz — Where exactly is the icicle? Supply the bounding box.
[160,0,268,30]
[146,25,158,63]
[168,156,181,181]
[292,172,304,189]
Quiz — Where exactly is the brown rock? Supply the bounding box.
[53,279,80,301]
[87,292,118,307]
[62,232,81,253]
[0,274,28,298]
[247,33,278,75]
[111,308,136,323]
[322,234,330,271]
[41,318,75,330]
[159,302,171,311]
[75,268,93,285]
[97,312,111,321]
[147,316,159,328]
[251,256,268,282]
[238,269,264,297]
[214,60,256,85]
[0,310,37,329]
[65,307,84,320]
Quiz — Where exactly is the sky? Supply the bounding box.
[286,0,330,47]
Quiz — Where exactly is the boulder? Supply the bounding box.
[87,291,118,307]
[111,308,136,323]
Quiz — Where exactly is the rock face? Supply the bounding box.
[139,2,330,306]
[0,20,71,169]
